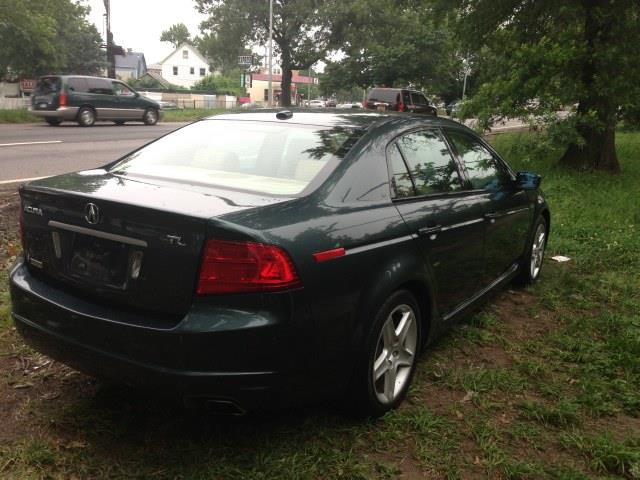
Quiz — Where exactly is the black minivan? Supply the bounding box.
[365,88,437,116]
[31,75,162,127]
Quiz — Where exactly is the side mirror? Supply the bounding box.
[515,171,542,190]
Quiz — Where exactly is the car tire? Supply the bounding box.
[77,107,95,127]
[348,289,422,418]
[516,215,548,286]
[143,108,158,126]
[45,118,61,126]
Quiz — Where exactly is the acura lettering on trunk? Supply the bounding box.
[10,110,550,416]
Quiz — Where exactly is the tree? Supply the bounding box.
[320,0,461,101]
[448,0,640,173]
[0,0,103,78]
[195,0,351,106]
[160,23,192,48]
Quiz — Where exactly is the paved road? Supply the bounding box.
[0,122,187,183]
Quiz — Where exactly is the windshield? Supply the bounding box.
[110,119,362,196]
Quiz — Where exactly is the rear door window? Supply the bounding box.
[395,129,463,195]
[446,130,512,191]
[387,143,415,198]
[67,78,89,93]
[411,92,427,106]
[367,89,399,103]
[86,78,113,95]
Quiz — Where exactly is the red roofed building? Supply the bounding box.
[247,69,318,106]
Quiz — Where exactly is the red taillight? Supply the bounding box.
[398,102,406,112]
[59,94,67,107]
[197,239,301,294]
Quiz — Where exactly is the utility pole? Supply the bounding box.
[103,0,124,78]
[268,0,273,107]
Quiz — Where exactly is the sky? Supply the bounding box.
[83,0,208,64]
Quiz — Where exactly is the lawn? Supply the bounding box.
[0,132,638,479]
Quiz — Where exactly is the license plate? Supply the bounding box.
[68,235,128,286]
[39,103,47,109]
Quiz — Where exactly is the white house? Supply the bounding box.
[158,43,211,88]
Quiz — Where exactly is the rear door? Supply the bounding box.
[445,129,533,282]
[388,128,486,317]
[86,77,116,119]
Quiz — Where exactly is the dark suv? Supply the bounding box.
[365,88,437,115]
[31,75,162,127]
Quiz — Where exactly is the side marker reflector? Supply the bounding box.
[313,247,346,263]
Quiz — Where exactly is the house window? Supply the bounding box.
[183,50,188,59]
[200,68,206,76]
[190,67,195,75]
[173,66,178,75]
[264,89,269,101]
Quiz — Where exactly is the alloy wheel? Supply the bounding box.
[372,304,418,405]
[530,222,546,279]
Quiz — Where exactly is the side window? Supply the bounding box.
[402,91,411,104]
[173,66,178,75]
[67,78,88,93]
[447,131,512,191]
[86,78,113,95]
[387,143,415,198]
[396,130,462,195]
[411,92,427,106]
[112,82,135,96]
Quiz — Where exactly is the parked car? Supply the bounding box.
[365,88,437,115]
[336,102,362,109]
[10,111,549,417]
[30,75,162,127]
[446,100,460,117]
[325,99,337,107]
[308,99,325,108]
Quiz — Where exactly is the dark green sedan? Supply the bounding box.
[10,111,549,417]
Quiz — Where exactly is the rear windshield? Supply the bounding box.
[35,77,61,95]
[367,89,400,103]
[110,119,363,196]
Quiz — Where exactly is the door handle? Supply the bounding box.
[418,225,442,236]
[484,212,500,219]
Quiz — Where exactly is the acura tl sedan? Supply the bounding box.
[10,110,549,417]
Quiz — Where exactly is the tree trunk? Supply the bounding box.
[281,64,293,107]
[559,120,619,173]
[560,0,620,173]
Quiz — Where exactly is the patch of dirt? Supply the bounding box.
[0,184,21,270]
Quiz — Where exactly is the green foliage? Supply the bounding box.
[0,0,103,78]
[322,0,461,101]
[191,71,244,96]
[196,0,352,105]
[448,0,640,171]
[160,23,191,49]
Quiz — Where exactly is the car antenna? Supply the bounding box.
[276,110,293,120]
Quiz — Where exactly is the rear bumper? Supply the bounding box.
[9,259,316,410]
[30,106,79,120]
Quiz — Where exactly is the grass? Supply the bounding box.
[0,108,224,124]
[161,108,226,122]
[0,109,37,123]
[0,130,639,478]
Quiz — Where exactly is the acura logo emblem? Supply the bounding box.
[84,203,100,225]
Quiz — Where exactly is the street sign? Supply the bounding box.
[238,55,253,68]
[20,79,36,93]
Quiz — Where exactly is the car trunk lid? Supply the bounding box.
[19,170,289,319]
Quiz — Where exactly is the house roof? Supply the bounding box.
[158,43,209,66]
[115,52,146,70]
[138,70,172,88]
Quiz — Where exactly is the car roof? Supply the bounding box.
[206,109,466,130]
